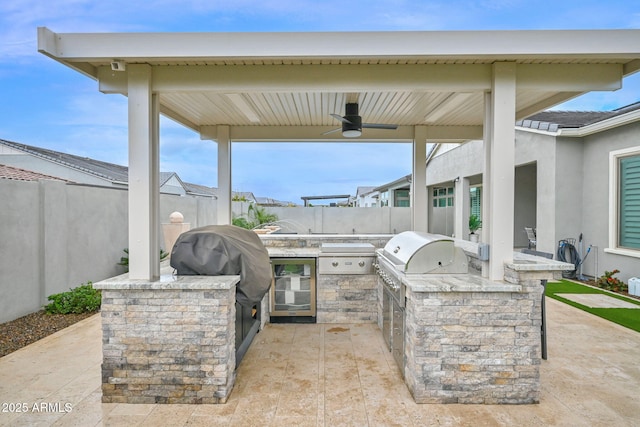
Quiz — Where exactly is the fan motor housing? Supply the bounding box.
[342,114,362,134]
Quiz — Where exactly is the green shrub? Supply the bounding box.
[44,282,101,314]
[232,217,253,229]
[232,204,278,230]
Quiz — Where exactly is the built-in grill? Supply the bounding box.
[376,231,468,306]
[169,225,273,367]
[375,231,468,372]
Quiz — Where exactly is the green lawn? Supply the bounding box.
[546,280,640,333]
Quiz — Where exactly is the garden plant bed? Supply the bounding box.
[0,310,96,358]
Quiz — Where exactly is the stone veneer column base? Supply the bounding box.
[403,269,554,404]
[94,271,239,404]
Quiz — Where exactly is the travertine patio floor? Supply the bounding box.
[1,297,639,426]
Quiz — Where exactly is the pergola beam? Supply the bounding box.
[199,125,483,142]
[97,63,623,95]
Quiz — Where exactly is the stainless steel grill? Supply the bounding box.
[375,231,468,373]
[375,231,468,307]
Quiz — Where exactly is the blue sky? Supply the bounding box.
[1,1,639,204]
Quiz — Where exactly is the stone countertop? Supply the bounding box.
[266,247,378,258]
[507,251,574,271]
[404,273,521,293]
[267,247,320,258]
[94,265,240,290]
[454,238,574,272]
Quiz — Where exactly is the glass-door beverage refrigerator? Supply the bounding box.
[269,258,316,323]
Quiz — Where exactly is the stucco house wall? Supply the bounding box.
[425,118,640,283]
[579,121,640,281]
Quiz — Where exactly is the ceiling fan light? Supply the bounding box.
[343,129,362,138]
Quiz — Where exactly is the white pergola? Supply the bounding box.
[37,28,640,281]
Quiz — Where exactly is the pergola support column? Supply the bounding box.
[485,62,517,281]
[127,64,160,280]
[217,126,232,225]
[412,126,428,232]
[454,177,471,239]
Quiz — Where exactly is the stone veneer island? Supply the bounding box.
[94,268,239,404]
[94,235,572,405]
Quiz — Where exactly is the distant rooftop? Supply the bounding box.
[0,138,215,197]
[0,164,67,182]
[517,101,640,131]
[0,139,128,183]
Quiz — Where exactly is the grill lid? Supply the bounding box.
[381,231,468,274]
[170,225,272,307]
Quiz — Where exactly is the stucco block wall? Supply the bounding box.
[0,179,217,323]
[0,180,42,322]
[235,203,411,234]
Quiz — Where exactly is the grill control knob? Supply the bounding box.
[358,261,365,267]
[332,261,339,267]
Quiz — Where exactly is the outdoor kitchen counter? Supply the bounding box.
[508,250,574,272]
[266,247,320,258]
[454,238,574,276]
[403,273,521,293]
[94,265,241,404]
[94,265,240,290]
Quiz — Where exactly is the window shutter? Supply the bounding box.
[470,187,482,221]
[620,156,640,249]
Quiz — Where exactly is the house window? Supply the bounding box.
[470,186,482,221]
[432,187,454,208]
[608,147,640,256]
[394,189,410,207]
[380,191,389,207]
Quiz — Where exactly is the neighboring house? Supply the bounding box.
[0,164,68,182]
[255,196,293,207]
[0,139,128,188]
[300,194,351,207]
[351,186,378,207]
[232,191,258,203]
[426,102,640,282]
[183,181,217,198]
[374,174,411,207]
[0,138,216,197]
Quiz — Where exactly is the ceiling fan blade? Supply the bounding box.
[321,127,342,135]
[330,113,353,124]
[362,123,398,130]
